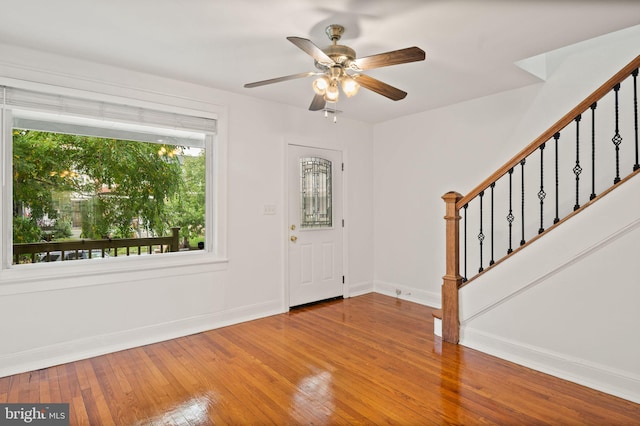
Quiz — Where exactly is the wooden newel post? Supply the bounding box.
[442,191,463,343]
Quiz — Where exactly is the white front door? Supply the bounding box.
[288,144,343,307]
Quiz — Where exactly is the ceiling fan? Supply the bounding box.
[244,24,426,113]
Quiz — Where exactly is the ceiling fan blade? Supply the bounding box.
[309,94,326,111]
[354,74,407,101]
[287,36,334,65]
[353,47,425,71]
[244,71,317,88]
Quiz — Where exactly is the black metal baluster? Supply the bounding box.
[478,191,485,273]
[463,203,468,282]
[590,103,598,200]
[554,132,560,224]
[520,159,526,246]
[612,83,623,184]
[538,143,546,234]
[507,168,514,254]
[633,69,639,171]
[490,182,495,266]
[573,114,582,211]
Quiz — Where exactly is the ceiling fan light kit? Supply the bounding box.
[341,75,360,98]
[244,24,425,122]
[312,76,329,95]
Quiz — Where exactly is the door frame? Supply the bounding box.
[283,139,349,310]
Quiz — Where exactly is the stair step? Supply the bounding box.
[432,309,443,337]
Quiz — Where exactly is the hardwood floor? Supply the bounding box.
[1,293,639,425]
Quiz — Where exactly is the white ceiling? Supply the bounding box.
[1,0,639,123]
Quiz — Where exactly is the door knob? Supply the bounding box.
[290,236,298,242]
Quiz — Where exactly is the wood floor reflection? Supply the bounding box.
[1,293,639,425]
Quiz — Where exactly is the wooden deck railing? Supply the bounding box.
[441,55,640,343]
[13,227,180,264]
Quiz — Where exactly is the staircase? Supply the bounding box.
[435,55,640,403]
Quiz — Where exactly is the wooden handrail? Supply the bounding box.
[457,55,640,210]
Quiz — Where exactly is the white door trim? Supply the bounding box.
[283,140,348,310]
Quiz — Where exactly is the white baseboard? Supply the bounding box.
[373,280,440,308]
[0,299,283,378]
[461,326,640,404]
[347,280,374,298]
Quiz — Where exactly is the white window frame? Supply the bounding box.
[0,79,228,288]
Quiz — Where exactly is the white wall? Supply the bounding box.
[372,27,640,402]
[372,82,544,306]
[0,44,374,376]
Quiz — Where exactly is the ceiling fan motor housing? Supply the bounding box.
[323,44,356,66]
[314,24,356,70]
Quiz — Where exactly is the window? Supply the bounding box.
[300,157,332,228]
[2,86,218,267]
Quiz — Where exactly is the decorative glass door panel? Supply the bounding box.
[300,157,332,228]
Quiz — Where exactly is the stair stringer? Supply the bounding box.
[458,174,640,404]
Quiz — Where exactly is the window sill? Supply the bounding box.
[0,251,229,296]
